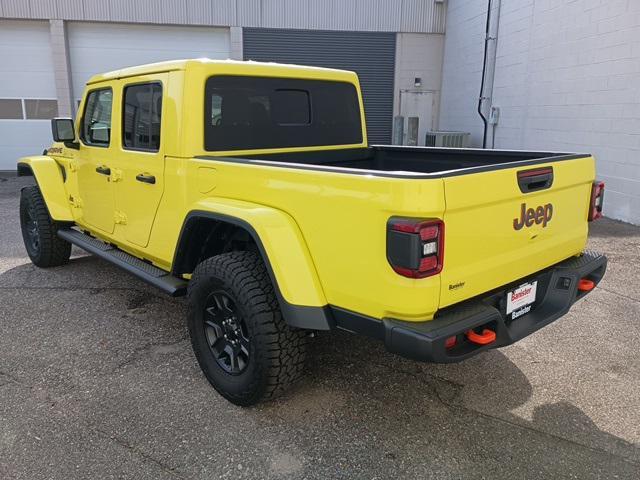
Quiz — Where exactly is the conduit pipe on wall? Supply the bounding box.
[478,0,501,148]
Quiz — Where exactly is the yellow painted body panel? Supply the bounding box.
[110,72,169,247]
[17,156,73,221]
[28,59,594,323]
[75,131,116,234]
[143,157,445,318]
[188,196,328,307]
[440,157,594,307]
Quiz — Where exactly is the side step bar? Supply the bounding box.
[58,228,188,297]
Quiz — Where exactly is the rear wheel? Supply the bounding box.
[187,251,307,406]
[19,185,71,268]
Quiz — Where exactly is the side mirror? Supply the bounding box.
[51,117,79,150]
[51,117,75,141]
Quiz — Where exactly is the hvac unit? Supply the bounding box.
[425,131,471,148]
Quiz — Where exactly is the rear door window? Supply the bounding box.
[122,82,162,151]
[204,76,362,151]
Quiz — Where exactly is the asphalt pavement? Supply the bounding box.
[0,173,638,479]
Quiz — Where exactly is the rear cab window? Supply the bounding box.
[81,88,113,147]
[204,76,362,151]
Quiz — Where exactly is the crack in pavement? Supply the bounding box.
[374,362,464,410]
[373,362,640,467]
[0,368,189,479]
[91,426,187,479]
[0,284,192,477]
[460,407,640,467]
[597,286,640,305]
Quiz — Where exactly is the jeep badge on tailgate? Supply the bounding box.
[513,202,553,230]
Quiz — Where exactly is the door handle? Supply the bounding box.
[95,165,111,176]
[136,173,156,184]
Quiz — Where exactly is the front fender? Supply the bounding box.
[18,156,73,222]
[180,198,332,329]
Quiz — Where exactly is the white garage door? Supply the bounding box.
[0,20,57,171]
[68,23,230,100]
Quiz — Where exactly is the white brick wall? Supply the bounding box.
[440,0,640,225]
[439,0,488,144]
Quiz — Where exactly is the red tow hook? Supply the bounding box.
[578,278,595,292]
[466,328,496,345]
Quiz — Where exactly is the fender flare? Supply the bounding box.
[17,157,73,222]
[173,199,334,330]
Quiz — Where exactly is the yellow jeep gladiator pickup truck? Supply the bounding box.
[17,59,607,406]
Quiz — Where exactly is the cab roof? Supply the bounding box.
[86,58,358,85]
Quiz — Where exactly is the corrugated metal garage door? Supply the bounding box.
[243,28,396,144]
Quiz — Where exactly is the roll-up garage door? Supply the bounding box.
[68,22,231,101]
[0,20,57,170]
[243,28,396,144]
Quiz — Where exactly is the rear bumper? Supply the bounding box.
[332,250,607,363]
[382,250,607,363]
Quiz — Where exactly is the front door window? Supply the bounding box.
[81,88,112,147]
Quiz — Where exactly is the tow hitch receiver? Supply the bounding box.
[466,328,496,345]
[381,249,606,364]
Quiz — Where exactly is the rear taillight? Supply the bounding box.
[588,181,605,221]
[387,218,444,279]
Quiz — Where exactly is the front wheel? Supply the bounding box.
[187,251,307,406]
[19,185,71,268]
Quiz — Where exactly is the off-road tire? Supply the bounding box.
[19,185,72,268]
[187,251,307,406]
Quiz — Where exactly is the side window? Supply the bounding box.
[81,88,112,147]
[123,82,162,151]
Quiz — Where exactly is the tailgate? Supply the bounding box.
[440,156,594,308]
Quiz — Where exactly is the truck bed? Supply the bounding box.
[222,146,588,178]
[194,143,595,316]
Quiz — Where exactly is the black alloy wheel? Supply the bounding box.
[19,185,72,268]
[187,251,308,406]
[21,202,40,255]
[203,290,250,375]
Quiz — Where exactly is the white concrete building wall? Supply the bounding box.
[440,0,640,225]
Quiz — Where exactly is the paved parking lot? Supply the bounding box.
[0,173,638,479]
